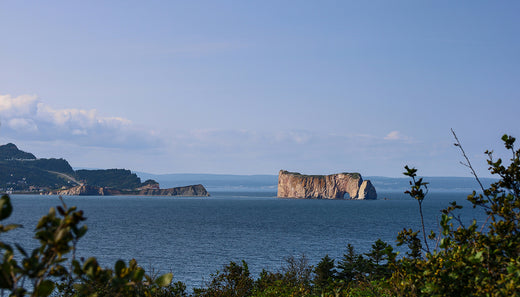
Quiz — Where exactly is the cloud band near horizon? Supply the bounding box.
[0,93,440,176]
[0,94,161,148]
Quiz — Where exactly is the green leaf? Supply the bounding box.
[77,225,88,238]
[0,195,13,220]
[473,251,484,262]
[155,272,173,287]
[36,280,55,297]
[83,257,99,278]
[55,228,67,242]
[131,268,145,282]
[440,238,450,249]
[2,224,21,232]
[115,260,126,276]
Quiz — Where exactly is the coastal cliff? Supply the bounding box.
[51,185,107,196]
[277,170,377,199]
[137,184,210,196]
[50,184,210,197]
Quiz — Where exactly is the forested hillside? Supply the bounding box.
[75,169,142,189]
[0,161,73,190]
[0,143,149,192]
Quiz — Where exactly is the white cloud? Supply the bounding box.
[72,129,88,135]
[384,130,410,141]
[274,131,312,144]
[0,94,38,117]
[8,118,38,132]
[0,94,159,148]
[36,102,131,130]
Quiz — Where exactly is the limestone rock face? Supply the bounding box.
[52,185,105,196]
[137,183,160,190]
[277,170,377,200]
[357,180,377,199]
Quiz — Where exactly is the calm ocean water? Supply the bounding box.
[4,191,487,288]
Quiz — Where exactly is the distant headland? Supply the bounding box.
[0,143,209,197]
[277,170,377,199]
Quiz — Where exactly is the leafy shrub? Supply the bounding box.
[193,260,253,297]
[391,134,520,296]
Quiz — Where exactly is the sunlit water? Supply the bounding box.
[4,191,487,289]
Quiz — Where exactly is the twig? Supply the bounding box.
[418,199,430,254]
[452,129,492,233]
[411,174,430,254]
[451,129,488,195]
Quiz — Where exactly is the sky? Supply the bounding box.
[0,1,519,177]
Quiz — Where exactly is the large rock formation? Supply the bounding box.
[358,180,377,199]
[277,170,377,199]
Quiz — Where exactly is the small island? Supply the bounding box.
[0,143,209,197]
[277,170,377,199]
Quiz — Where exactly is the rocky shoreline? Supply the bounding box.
[45,184,210,197]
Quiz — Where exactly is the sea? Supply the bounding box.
[3,188,489,289]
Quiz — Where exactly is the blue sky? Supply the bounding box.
[0,1,519,177]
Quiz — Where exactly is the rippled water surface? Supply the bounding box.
[5,191,486,288]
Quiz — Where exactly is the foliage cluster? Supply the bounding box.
[141,180,159,187]
[389,134,520,296]
[191,243,396,297]
[0,134,518,296]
